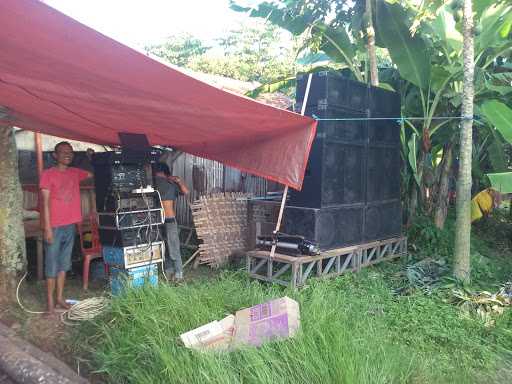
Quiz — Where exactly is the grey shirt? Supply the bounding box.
[155,176,180,202]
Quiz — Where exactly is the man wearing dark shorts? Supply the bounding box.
[153,163,189,280]
[40,142,92,314]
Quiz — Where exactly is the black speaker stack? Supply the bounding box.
[283,71,401,250]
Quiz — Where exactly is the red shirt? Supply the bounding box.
[40,167,90,227]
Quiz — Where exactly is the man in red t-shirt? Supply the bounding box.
[40,141,92,314]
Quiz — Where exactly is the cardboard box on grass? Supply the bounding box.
[180,314,235,351]
[180,296,300,351]
[233,296,300,347]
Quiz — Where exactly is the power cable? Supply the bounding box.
[16,272,109,324]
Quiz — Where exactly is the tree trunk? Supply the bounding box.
[434,144,453,229]
[453,0,474,282]
[0,121,26,304]
[407,150,427,225]
[366,0,379,86]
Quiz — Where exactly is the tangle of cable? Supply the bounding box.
[17,271,110,324]
[60,296,110,326]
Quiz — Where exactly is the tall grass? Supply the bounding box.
[75,267,512,384]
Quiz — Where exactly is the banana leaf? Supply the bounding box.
[475,1,497,17]
[476,3,512,51]
[487,134,507,172]
[375,1,431,89]
[297,51,331,66]
[431,3,462,53]
[245,76,296,98]
[487,172,512,194]
[481,100,512,144]
[229,1,314,36]
[312,23,356,66]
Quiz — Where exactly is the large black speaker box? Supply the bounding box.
[296,72,368,112]
[285,71,402,249]
[290,138,365,208]
[366,145,401,202]
[283,205,364,250]
[364,200,402,242]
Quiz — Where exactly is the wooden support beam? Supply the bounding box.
[301,261,317,284]
[322,255,336,275]
[272,263,291,280]
[251,258,267,275]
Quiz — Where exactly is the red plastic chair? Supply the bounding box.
[77,213,105,290]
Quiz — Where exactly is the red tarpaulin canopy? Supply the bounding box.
[0,0,316,189]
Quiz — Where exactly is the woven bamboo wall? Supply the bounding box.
[191,193,250,268]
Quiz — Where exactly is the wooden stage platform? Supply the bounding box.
[246,237,407,288]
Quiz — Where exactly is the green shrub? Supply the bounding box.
[407,215,455,259]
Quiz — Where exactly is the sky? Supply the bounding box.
[44,0,255,50]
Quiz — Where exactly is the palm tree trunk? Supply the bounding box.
[366,0,379,86]
[453,0,474,282]
[434,144,453,229]
[0,121,27,303]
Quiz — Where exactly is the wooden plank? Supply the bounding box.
[340,252,353,273]
[391,240,401,255]
[301,261,317,284]
[250,258,267,274]
[366,247,377,264]
[246,250,299,263]
[380,243,391,258]
[266,257,273,278]
[183,249,200,268]
[272,263,291,280]
[291,263,298,290]
[246,252,251,275]
[322,255,336,276]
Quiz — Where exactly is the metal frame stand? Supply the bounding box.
[247,236,407,289]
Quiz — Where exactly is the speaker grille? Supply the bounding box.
[284,205,364,250]
[369,86,401,117]
[297,72,368,112]
[364,200,402,241]
[322,142,365,206]
[368,120,400,145]
[288,72,402,247]
[366,146,401,202]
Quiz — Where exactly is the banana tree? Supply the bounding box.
[233,0,512,229]
[375,0,512,227]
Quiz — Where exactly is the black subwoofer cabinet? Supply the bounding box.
[285,71,402,250]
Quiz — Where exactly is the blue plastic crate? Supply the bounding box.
[110,263,158,295]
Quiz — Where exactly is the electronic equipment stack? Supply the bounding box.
[284,71,401,250]
[92,148,165,294]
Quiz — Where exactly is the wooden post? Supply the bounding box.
[269,73,313,259]
[269,185,288,259]
[34,131,45,280]
[34,132,43,182]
